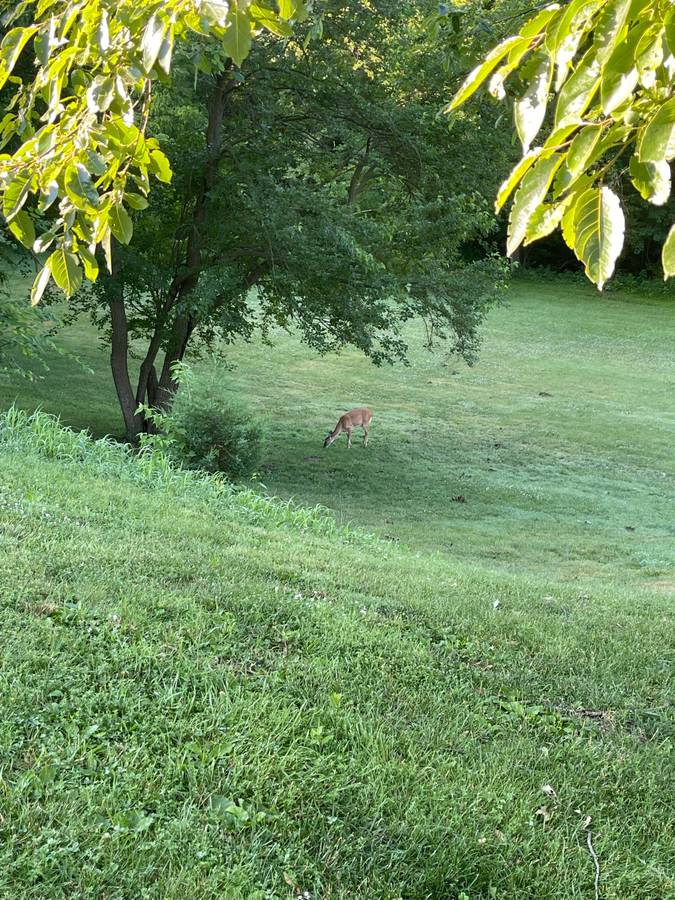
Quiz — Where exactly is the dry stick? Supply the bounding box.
[586,827,601,900]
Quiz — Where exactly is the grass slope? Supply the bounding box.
[3,276,673,593]
[1,412,674,898]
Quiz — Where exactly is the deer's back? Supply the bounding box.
[341,407,373,427]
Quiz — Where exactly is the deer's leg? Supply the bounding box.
[363,424,369,447]
[346,427,352,448]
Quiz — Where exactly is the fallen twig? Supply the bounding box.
[583,816,601,900]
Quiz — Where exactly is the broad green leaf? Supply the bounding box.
[8,210,35,249]
[524,194,574,243]
[515,52,552,152]
[571,186,624,288]
[549,0,601,88]
[33,230,56,253]
[553,124,603,194]
[637,96,675,162]
[507,153,563,255]
[662,224,675,278]
[31,265,51,306]
[489,9,560,99]
[79,245,99,280]
[600,22,644,114]
[250,3,294,37]
[200,0,228,27]
[47,248,82,297]
[124,192,149,210]
[157,26,174,76]
[444,36,527,113]
[222,4,253,67]
[2,171,31,221]
[149,148,172,183]
[519,4,561,39]
[86,75,115,112]
[554,47,601,127]
[109,204,133,244]
[636,25,665,88]
[666,5,675,56]
[140,14,167,73]
[629,156,671,205]
[65,164,100,211]
[593,0,634,64]
[495,148,543,213]
[0,26,38,91]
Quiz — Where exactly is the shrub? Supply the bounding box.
[146,364,265,479]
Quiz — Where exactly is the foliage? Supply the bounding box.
[70,2,509,438]
[141,363,265,478]
[1,399,673,896]
[0,229,62,378]
[445,0,675,288]
[0,0,305,299]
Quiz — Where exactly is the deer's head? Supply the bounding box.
[323,432,335,448]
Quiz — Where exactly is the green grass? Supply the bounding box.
[4,276,673,593]
[1,410,674,898]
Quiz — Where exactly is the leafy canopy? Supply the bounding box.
[0,0,306,301]
[446,0,675,288]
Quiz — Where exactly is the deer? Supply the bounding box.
[323,407,373,449]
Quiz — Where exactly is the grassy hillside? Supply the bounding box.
[1,411,674,898]
[2,277,673,593]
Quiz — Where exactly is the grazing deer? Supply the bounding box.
[323,407,373,449]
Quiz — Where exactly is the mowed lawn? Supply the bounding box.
[3,275,673,594]
[1,411,674,898]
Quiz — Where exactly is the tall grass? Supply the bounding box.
[0,406,372,544]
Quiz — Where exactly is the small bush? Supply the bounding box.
[148,364,265,479]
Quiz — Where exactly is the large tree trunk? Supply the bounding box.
[109,295,144,440]
[109,69,234,438]
[154,68,234,411]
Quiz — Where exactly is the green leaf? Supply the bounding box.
[65,164,100,211]
[47,248,82,297]
[515,52,552,152]
[157,26,174,76]
[549,0,601,88]
[637,96,675,163]
[629,156,671,205]
[553,124,603,194]
[635,24,665,88]
[0,25,38,91]
[149,148,172,183]
[571,186,624,288]
[201,0,228,27]
[661,224,675,279]
[665,5,675,56]
[124,192,149,210]
[495,149,543,213]
[593,0,634,64]
[600,23,644,114]
[250,3,293,37]
[524,194,574,243]
[8,210,35,249]
[554,47,601,127]
[3,171,32,222]
[222,3,253,67]
[31,265,51,306]
[86,75,115,113]
[507,154,563,255]
[444,36,527,113]
[109,204,133,244]
[78,245,99,280]
[140,14,168,73]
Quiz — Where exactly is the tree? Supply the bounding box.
[0,0,305,301]
[70,2,508,438]
[445,0,675,288]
